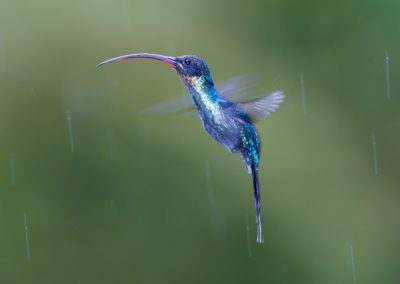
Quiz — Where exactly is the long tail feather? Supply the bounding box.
[251,163,263,243]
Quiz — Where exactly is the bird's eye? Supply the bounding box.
[184,59,191,65]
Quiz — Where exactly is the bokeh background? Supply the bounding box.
[0,0,399,283]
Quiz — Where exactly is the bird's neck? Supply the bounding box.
[182,76,233,125]
[182,75,212,92]
[182,75,217,100]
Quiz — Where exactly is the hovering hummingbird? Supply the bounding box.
[97,53,285,243]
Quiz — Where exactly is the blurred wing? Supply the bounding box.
[239,91,285,123]
[141,94,192,115]
[217,74,263,103]
[141,74,267,114]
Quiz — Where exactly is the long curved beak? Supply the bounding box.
[97,53,177,68]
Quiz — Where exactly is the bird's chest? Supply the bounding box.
[192,94,242,151]
[198,96,227,126]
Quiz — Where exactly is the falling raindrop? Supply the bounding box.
[371,132,378,175]
[385,50,390,99]
[299,74,307,115]
[0,31,5,70]
[66,109,75,153]
[346,240,357,283]
[23,213,31,260]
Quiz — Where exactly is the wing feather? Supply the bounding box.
[239,91,285,123]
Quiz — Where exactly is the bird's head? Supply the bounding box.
[97,53,214,88]
[173,55,213,86]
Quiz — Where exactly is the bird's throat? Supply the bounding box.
[182,76,226,125]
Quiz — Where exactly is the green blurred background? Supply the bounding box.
[0,0,399,283]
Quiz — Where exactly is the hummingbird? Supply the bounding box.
[97,53,285,243]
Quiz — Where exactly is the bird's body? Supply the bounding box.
[186,76,258,154]
[98,53,284,243]
[182,74,263,241]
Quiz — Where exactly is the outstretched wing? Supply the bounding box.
[239,91,285,123]
[141,74,281,115]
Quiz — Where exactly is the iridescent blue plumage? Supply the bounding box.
[97,53,285,244]
[183,72,264,242]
